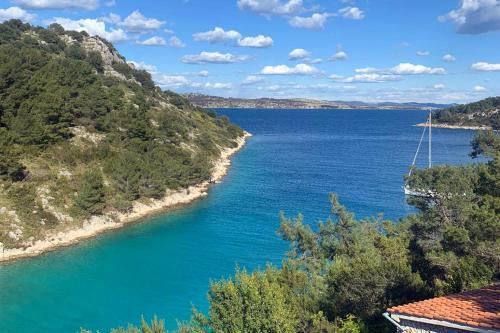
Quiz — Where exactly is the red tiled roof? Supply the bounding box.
[388,284,500,330]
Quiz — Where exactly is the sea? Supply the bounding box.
[0,109,481,333]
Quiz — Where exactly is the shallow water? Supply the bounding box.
[0,109,480,333]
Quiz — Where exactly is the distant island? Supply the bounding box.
[0,20,248,262]
[184,93,452,110]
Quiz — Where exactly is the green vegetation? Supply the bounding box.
[0,20,243,249]
[84,131,498,333]
[434,96,500,129]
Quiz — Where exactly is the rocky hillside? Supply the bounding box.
[433,97,500,130]
[0,20,243,252]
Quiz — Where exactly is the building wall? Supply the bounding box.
[398,318,470,333]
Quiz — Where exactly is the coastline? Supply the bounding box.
[415,123,492,130]
[0,132,252,264]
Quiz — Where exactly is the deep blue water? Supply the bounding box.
[0,109,480,333]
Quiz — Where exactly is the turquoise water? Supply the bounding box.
[0,109,480,333]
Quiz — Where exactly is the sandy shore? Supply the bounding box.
[0,132,251,263]
[415,123,492,130]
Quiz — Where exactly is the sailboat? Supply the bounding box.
[404,109,435,197]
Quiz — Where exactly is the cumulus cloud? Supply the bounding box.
[474,85,487,91]
[237,0,304,15]
[439,0,500,34]
[169,36,186,48]
[100,12,121,24]
[137,36,166,46]
[0,6,35,22]
[434,84,445,89]
[51,17,128,42]
[288,48,310,60]
[288,13,330,29]
[330,51,348,61]
[198,70,209,77]
[128,61,158,73]
[193,27,272,48]
[193,27,241,43]
[242,75,264,85]
[13,0,99,10]
[156,74,191,88]
[330,73,401,83]
[442,54,456,62]
[119,10,165,32]
[261,63,319,75]
[338,6,365,20]
[181,51,250,64]
[416,51,431,56]
[391,63,446,75]
[471,61,500,71]
[237,35,273,47]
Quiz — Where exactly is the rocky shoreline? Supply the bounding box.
[0,132,251,264]
[415,123,492,130]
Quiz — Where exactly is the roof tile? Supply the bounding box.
[388,284,500,330]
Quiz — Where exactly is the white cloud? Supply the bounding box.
[261,63,319,75]
[181,51,250,64]
[242,75,264,85]
[169,36,186,48]
[0,6,35,22]
[13,0,99,10]
[307,58,323,64]
[471,61,500,71]
[237,0,304,15]
[433,84,445,89]
[119,10,165,32]
[128,61,158,73]
[474,85,487,91]
[51,17,128,42]
[237,35,273,48]
[338,6,365,20]
[198,70,209,77]
[288,13,330,29]
[442,54,456,62]
[156,74,191,88]
[288,48,310,60]
[137,36,166,46]
[100,13,121,24]
[391,63,446,75]
[193,28,272,48]
[355,67,378,73]
[330,51,348,61]
[330,73,402,83]
[203,82,232,89]
[164,28,174,34]
[416,51,431,56]
[193,27,242,43]
[439,0,500,34]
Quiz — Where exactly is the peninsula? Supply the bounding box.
[0,20,248,262]
[185,93,452,110]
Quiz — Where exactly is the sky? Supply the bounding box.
[0,0,499,103]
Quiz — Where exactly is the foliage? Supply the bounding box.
[0,20,243,248]
[434,96,500,129]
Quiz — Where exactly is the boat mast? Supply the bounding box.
[428,109,432,168]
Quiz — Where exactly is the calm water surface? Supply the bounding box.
[0,109,480,333]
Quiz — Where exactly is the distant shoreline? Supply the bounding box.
[415,123,492,130]
[0,132,252,264]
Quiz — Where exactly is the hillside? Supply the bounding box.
[433,96,500,130]
[0,20,245,256]
[185,93,452,110]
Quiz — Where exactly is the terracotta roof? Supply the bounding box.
[388,284,500,331]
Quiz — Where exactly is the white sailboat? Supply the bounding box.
[404,110,435,197]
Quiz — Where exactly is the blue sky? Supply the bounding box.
[0,0,499,103]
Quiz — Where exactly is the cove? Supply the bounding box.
[0,109,480,333]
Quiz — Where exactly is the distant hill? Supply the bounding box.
[433,97,500,130]
[0,20,243,251]
[184,93,453,110]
